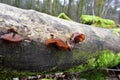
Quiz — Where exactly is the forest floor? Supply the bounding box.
[13,68,120,80]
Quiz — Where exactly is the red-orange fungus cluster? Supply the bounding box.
[45,32,85,51]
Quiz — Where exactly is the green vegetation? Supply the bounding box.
[66,50,120,80]
[0,67,41,80]
[81,15,101,24]
[81,15,115,28]
[67,50,120,72]
[57,13,72,21]
[80,70,107,80]
[96,50,120,68]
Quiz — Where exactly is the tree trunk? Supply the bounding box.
[76,0,83,22]
[52,0,59,16]
[67,0,73,18]
[46,0,52,15]
[0,3,120,72]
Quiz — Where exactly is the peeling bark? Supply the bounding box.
[0,3,120,72]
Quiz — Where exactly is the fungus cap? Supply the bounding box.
[45,38,71,51]
[0,33,23,42]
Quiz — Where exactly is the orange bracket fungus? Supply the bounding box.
[45,34,72,51]
[45,33,85,51]
[70,32,85,43]
[0,29,23,42]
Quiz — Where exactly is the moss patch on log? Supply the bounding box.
[81,15,115,28]
[57,13,72,21]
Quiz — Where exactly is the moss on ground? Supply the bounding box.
[0,67,41,80]
[66,50,120,72]
[80,70,107,80]
[65,50,120,80]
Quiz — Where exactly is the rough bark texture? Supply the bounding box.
[0,3,120,72]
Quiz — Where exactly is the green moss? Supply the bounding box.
[96,50,120,68]
[57,13,72,21]
[81,15,102,24]
[81,70,107,80]
[66,50,120,72]
[81,15,115,28]
[102,19,115,25]
[92,20,115,28]
[0,67,41,80]
[66,58,96,72]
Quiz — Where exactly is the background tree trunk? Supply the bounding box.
[0,3,120,72]
[76,0,84,22]
[67,0,73,18]
[52,0,59,16]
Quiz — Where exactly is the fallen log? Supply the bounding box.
[0,3,120,72]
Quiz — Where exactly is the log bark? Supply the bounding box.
[0,3,120,72]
